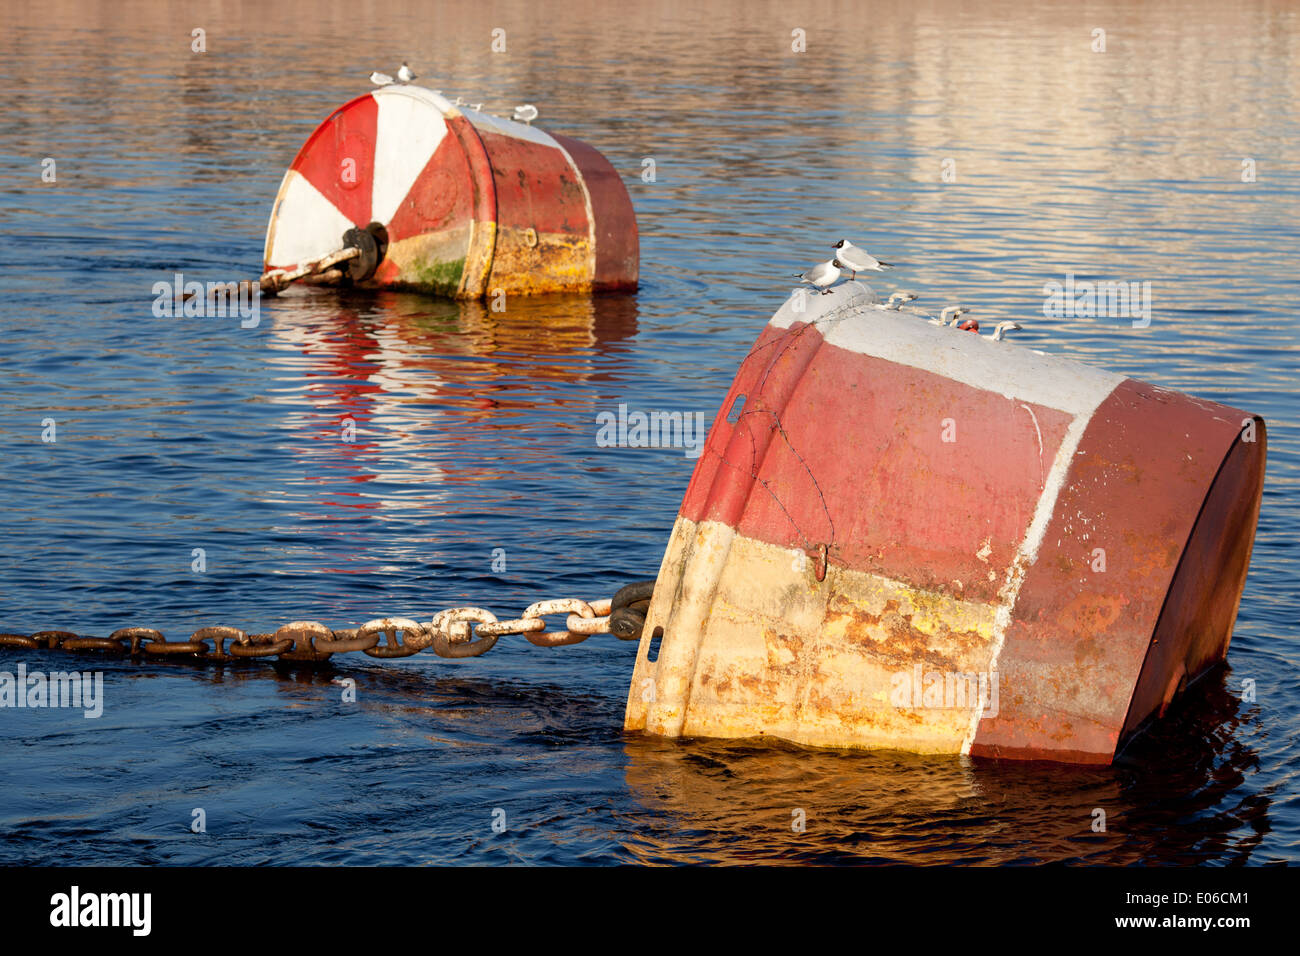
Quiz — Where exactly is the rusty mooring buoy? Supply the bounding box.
[624,283,1266,764]
[263,85,638,298]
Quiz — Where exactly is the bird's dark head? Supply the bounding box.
[832,258,843,268]
[833,239,847,249]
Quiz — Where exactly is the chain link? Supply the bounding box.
[258,245,361,295]
[0,584,655,667]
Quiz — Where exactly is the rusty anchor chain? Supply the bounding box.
[259,226,383,294]
[0,582,657,668]
[189,225,383,304]
[256,244,363,295]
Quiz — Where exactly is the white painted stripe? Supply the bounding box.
[378,85,456,114]
[261,167,293,266]
[265,170,356,269]
[770,283,1124,416]
[959,403,1105,754]
[371,89,448,224]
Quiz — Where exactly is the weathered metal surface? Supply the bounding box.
[263,86,637,299]
[970,383,1267,762]
[550,133,639,291]
[624,283,1266,763]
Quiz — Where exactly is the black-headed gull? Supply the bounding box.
[934,305,969,326]
[795,259,843,295]
[370,71,393,86]
[513,104,539,125]
[398,62,417,83]
[832,239,892,278]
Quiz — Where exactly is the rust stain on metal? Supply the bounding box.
[627,294,1266,764]
[626,517,998,754]
[263,88,636,300]
[487,227,593,296]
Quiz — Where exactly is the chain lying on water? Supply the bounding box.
[0,582,655,665]
[182,245,362,307]
[258,245,361,295]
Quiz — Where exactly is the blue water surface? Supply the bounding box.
[0,0,1296,864]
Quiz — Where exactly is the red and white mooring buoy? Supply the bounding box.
[264,86,638,299]
[625,283,1266,764]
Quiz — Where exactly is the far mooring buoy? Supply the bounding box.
[264,86,638,299]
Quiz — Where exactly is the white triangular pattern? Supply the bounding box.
[371,89,448,224]
[266,171,356,268]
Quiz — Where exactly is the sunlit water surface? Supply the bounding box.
[0,0,1296,864]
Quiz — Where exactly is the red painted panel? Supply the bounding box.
[291,94,378,228]
[970,380,1255,763]
[682,321,1073,603]
[476,130,590,237]
[1121,419,1265,737]
[551,133,639,291]
[443,114,496,227]
[384,133,477,242]
[683,322,823,529]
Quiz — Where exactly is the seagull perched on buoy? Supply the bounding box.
[513,104,539,125]
[397,62,417,83]
[370,71,394,86]
[831,239,892,279]
[886,291,918,310]
[795,259,843,295]
[992,321,1022,341]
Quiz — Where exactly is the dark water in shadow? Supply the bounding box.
[0,0,1296,864]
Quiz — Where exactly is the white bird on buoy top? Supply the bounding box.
[992,321,1022,341]
[795,259,843,295]
[886,291,918,310]
[370,71,394,86]
[930,308,972,327]
[832,239,892,279]
[397,62,417,83]
[513,104,539,125]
